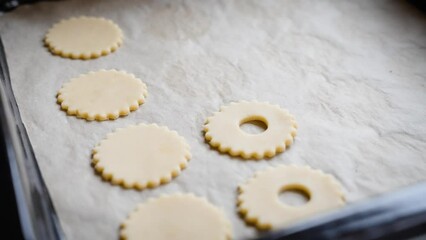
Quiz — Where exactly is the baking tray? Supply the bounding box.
[1,1,426,239]
[2,34,426,240]
[0,37,64,240]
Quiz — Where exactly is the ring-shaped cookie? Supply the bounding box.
[237,165,345,230]
[204,101,297,159]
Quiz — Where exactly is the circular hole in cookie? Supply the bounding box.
[279,184,311,207]
[239,116,268,135]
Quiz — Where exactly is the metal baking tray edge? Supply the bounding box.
[0,36,64,240]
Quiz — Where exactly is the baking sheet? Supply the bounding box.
[1,0,426,239]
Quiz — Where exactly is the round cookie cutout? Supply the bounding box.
[237,165,345,230]
[57,70,147,121]
[45,16,123,59]
[120,194,232,240]
[92,124,191,190]
[204,101,297,159]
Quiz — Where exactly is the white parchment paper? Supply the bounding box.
[1,0,426,239]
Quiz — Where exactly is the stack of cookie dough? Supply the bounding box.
[46,16,345,239]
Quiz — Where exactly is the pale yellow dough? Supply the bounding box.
[204,101,297,159]
[45,16,123,59]
[120,194,232,240]
[238,165,345,230]
[57,70,147,121]
[92,124,191,190]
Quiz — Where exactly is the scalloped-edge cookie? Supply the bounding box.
[237,165,346,230]
[204,101,297,159]
[120,193,232,240]
[92,123,191,190]
[57,69,147,121]
[45,16,123,59]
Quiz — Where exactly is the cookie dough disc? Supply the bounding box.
[120,194,232,240]
[92,124,191,189]
[238,165,345,230]
[57,70,147,121]
[45,16,123,59]
[204,101,298,159]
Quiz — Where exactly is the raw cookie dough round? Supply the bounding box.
[45,16,123,59]
[238,165,345,230]
[204,101,297,159]
[57,70,147,121]
[92,124,191,190]
[120,194,232,240]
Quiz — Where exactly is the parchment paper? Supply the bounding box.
[1,0,426,239]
